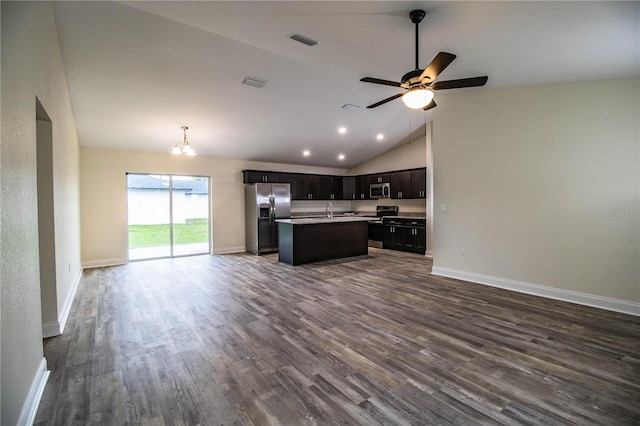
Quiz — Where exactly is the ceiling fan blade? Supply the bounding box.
[360,77,402,88]
[432,76,488,90]
[423,99,437,111]
[419,52,456,82]
[366,92,404,108]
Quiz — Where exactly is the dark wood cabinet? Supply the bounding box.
[390,171,412,199]
[383,219,405,250]
[243,170,280,184]
[293,174,333,200]
[411,168,426,199]
[383,218,426,254]
[355,175,369,200]
[342,176,356,200]
[330,176,343,200]
[278,173,298,199]
[370,173,390,184]
[243,167,426,200]
[297,174,311,199]
[316,175,332,200]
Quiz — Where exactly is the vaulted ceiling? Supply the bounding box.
[53,1,639,168]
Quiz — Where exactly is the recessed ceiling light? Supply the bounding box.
[303,150,310,157]
[338,127,347,134]
[376,133,384,141]
[338,154,345,161]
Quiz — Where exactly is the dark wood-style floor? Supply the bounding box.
[35,249,640,425]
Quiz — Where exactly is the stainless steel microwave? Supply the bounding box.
[370,183,390,198]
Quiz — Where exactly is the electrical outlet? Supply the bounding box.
[439,204,448,212]
[461,248,467,257]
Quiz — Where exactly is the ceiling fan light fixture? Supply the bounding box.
[402,88,434,109]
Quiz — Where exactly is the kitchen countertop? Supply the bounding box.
[276,217,375,225]
[384,215,427,220]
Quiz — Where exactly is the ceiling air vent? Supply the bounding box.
[242,77,266,89]
[342,104,360,111]
[290,34,319,47]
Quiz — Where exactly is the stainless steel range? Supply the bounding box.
[368,205,398,248]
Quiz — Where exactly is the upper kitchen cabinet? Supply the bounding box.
[295,174,333,200]
[243,170,280,184]
[330,176,343,200]
[317,175,333,200]
[278,173,298,198]
[411,168,426,199]
[355,175,370,200]
[342,176,356,200]
[370,173,391,184]
[390,170,412,199]
[243,167,426,200]
[296,174,311,200]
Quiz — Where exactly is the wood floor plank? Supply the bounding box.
[35,249,640,425]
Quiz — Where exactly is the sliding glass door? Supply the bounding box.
[127,174,210,260]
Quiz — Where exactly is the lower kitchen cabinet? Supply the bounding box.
[383,218,426,254]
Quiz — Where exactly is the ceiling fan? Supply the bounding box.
[360,9,488,111]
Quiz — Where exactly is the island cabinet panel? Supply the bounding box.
[278,221,368,265]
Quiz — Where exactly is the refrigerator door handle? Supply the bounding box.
[269,196,276,224]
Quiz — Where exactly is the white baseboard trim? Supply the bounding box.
[82,257,128,269]
[17,358,50,426]
[212,246,245,255]
[431,266,640,317]
[42,266,83,338]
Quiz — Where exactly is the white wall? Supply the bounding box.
[1,2,82,424]
[80,147,347,266]
[347,131,427,176]
[432,78,640,310]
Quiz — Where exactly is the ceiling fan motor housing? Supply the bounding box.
[401,69,425,86]
[409,10,426,24]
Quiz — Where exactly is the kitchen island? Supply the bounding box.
[276,217,372,265]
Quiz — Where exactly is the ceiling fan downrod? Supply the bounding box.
[410,10,426,70]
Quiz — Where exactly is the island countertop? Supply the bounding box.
[276,217,375,225]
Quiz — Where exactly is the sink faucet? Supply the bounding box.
[326,202,333,219]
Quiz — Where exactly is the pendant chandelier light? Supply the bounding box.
[172,125,195,156]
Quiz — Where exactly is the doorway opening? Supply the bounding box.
[36,98,59,339]
[127,174,211,260]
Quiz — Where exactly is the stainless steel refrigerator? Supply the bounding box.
[245,183,291,255]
